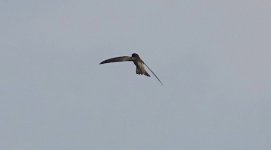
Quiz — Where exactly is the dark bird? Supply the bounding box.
[100,53,163,85]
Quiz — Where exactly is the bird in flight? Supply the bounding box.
[100,53,163,85]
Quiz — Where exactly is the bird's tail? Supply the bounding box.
[136,68,150,77]
[144,72,150,77]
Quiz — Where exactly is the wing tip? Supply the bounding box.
[99,60,108,64]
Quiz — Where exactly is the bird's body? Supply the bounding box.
[131,53,150,77]
[100,53,162,85]
[133,61,150,76]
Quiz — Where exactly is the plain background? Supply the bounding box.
[1,0,271,150]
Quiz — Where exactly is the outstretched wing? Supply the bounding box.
[143,62,163,85]
[100,56,133,64]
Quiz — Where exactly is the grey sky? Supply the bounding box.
[1,0,271,150]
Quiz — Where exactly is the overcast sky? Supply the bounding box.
[1,0,271,150]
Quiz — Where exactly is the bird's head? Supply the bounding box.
[132,53,140,58]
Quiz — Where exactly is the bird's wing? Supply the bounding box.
[100,56,133,64]
[143,62,163,85]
